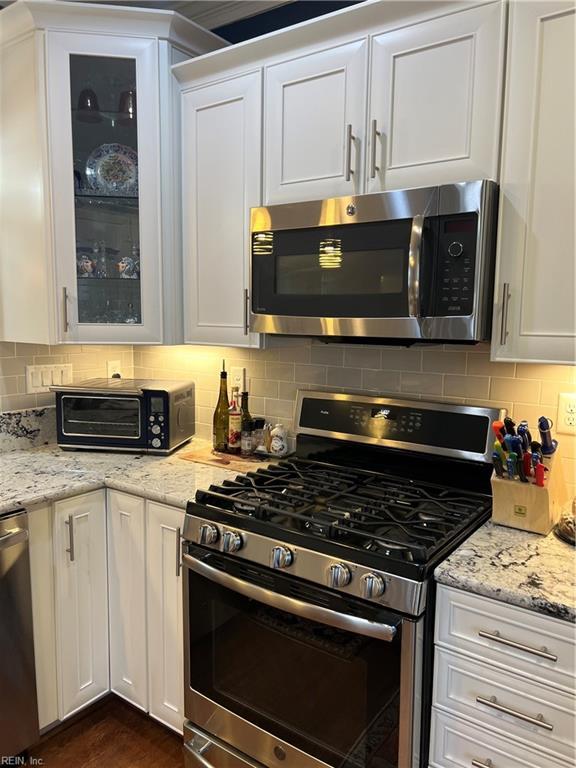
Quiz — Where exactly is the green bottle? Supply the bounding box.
[212,360,229,452]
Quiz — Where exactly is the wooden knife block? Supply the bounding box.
[491,448,569,535]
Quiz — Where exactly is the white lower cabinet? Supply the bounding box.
[53,491,110,720]
[430,585,576,767]
[146,500,185,733]
[29,489,185,733]
[107,491,148,711]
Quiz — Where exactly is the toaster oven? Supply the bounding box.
[51,378,195,454]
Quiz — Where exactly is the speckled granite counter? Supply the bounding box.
[435,521,576,622]
[0,440,237,514]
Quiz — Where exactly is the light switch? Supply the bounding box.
[32,369,42,388]
[41,368,52,387]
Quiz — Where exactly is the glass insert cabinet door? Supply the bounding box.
[47,32,162,343]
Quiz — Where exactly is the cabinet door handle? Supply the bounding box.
[345,123,356,182]
[243,288,249,336]
[472,760,493,768]
[62,286,69,334]
[476,695,553,731]
[499,283,510,345]
[479,630,558,662]
[176,526,182,577]
[370,119,380,179]
[65,513,75,562]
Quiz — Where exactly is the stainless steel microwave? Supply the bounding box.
[250,180,498,343]
[51,378,194,454]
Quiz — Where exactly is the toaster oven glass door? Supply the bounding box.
[61,395,142,439]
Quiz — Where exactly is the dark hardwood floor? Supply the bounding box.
[28,696,184,767]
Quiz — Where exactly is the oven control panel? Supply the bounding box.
[299,396,490,455]
[184,515,427,616]
[146,393,167,450]
[432,213,477,317]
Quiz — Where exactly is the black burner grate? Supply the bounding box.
[194,458,490,565]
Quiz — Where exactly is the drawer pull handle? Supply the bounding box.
[479,630,558,662]
[476,695,553,731]
[472,760,493,768]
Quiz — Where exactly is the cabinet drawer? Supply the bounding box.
[433,648,575,763]
[435,585,575,693]
[430,708,568,768]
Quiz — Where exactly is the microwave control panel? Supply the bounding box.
[432,214,477,316]
[147,394,167,449]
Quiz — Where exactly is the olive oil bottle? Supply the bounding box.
[228,386,242,454]
[212,360,229,452]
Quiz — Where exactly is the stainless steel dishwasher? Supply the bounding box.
[0,508,39,758]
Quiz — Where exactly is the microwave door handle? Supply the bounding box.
[407,214,424,318]
[182,553,398,642]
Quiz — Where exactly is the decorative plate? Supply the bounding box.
[85,143,138,196]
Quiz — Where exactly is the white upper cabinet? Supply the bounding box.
[264,40,368,204]
[180,71,261,347]
[367,2,505,192]
[0,0,224,345]
[491,0,576,364]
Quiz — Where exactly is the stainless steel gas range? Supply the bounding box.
[181,392,505,768]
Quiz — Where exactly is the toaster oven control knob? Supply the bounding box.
[151,424,161,435]
[198,523,219,546]
[361,573,386,599]
[328,563,351,588]
[222,530,243,553]
[151,438,161,448]
[271,545,293,569]
[448,241,464,258]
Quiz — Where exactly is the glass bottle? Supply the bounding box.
[213,361,229,452]
[227,386,242,454]
[240,392,253,456]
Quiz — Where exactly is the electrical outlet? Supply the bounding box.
[558,392,576,434]
[107,360,122,379]
[230,366,246,392]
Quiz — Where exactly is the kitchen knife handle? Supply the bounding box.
[407,214,424,318]
[499,283,511,345]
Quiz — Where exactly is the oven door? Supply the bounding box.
[56,393,146,449]
[250,187,438,339]
[183,548,423,768]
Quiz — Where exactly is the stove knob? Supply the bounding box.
[151,438,161,448]
[151,424,161,435]
[361,573,386,599]
[222,530,243,553]
[198,523,219,546]
[271,545,293,569]
[328,562,351,588]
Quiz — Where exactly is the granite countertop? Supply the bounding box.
[435,521,576,623]
[0,439,237,514]
[2,441,574,624]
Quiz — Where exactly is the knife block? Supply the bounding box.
[491,448,569,535]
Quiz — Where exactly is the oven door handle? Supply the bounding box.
[183,553,398,642]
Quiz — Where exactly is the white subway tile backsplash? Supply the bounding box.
[381,349,422,371]
[265,362,295,382]
[400,372,443,396]
[361,369,401,393]
[490,377,540,403]
[326,366,362,388]
[466,352,515,378]
[294,364,327,385]
[422,350,466,374]
[311,344,344,366]
[343,347,381,370]
[444,374,490,400]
